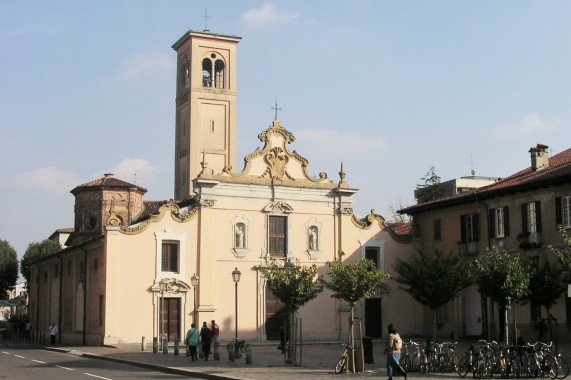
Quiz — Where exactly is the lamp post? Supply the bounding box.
[190,274,199,326]
[232,267,241,339]
[159,279,167,347]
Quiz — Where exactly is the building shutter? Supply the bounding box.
[555,197,562,227]
[503,206,510,237]
[460,215,466,243]
[473,214,479,241]
[535,201,542,233]
[488,209,496,237]
[521,203,528,234]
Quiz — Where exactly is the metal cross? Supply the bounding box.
[271,100,282,120]
[202,9,211,30]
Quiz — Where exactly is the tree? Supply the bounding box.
[415,166,446,203]
[393,248,472,338]
[549,226,571,271]
[258,259,323,364]
[0,240,19,299]
[528,258,567,318]
[20,239,61,289]
[321,252,389,372]
[472,247,531,345]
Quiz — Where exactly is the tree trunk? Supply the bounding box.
[433,310,437,339]
[504,306,509,346]
[349,306,355,373]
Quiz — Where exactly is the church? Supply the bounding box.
[29,27,415,345]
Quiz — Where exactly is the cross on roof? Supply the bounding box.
[271,100,282,120]
[202,9,210,31]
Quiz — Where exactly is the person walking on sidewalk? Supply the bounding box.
[384,323,407,380]
[200,322,212,361]
[185,323,199,362]
[48,323,58,346]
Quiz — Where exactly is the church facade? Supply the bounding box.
[29,28,415,345]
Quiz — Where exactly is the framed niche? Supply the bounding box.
[231,214,249,258]
[305,218,322,260]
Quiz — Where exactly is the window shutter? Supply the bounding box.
[473,214,479,241]
[521,203,528,234]
[488,209,496,238]
[555,197,562,227]
[161,244,168,271]
[535,201,542,233]
[460,215,466,243]
[504,206,510,237]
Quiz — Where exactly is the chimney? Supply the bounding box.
[529,144,549,171]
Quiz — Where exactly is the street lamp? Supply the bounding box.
[232,267,241,339]
[158,279,167,346]
[190,274,199,325]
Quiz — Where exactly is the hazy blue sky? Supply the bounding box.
[1,1,570,257]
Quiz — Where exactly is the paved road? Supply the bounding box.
[0,341,190,380]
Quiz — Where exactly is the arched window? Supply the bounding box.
[202,58,212,87]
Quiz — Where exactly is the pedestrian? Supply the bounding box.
[384,323,407,380]
[25,322,31,341]
[211,320,219,356]
[185,323,199,361]
[48,323,58,346]
[200,321,212,361]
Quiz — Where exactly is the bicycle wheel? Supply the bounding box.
[449,352,460,372]
[475,357,485,379]
[457,356,470,378]
[508,357,520,378]
[545,355,558,379]
[411,353,420,372]
[335,353,347,374]
[528,355,539,378]
[420,354,428,374]
[557,356,569,379]
[400,355,411,372]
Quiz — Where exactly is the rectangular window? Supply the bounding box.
[161,242,179,273]
[365,247,379,269]
[433,219,442,241]
[527,202,537,234]
[495,208,505,238]
[268,216,287,255]
[522,201,542,235]
[461,214,479,243]
[558,196,571,229]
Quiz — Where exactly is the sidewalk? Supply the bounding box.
[39,339,571,380]
[39,340,457,379]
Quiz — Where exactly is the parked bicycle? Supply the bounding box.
[335,342,354,374]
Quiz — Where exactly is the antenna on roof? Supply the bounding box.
[133,169,138,184]
[470,153,476,176]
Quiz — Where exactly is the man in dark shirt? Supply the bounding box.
[200,321,212,361]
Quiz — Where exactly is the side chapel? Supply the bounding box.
[29,28,415,345]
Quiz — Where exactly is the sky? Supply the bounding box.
[1,1,570,257]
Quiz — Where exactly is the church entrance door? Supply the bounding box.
[160,298,180,341]
[265,285,288,340]
[365,298,383,338]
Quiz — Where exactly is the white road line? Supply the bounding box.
[14,354,25,358]
[32,359,46,364]
[2,351,10,354]
[55,365,74,371]
[84,373,112,380]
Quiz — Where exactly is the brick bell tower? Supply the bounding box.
[172,29,241,200]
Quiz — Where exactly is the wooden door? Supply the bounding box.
[160,298,180,341]
[365,298,383,338]
[265,285,288,340]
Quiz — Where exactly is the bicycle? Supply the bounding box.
[399,341,412,372]
[526,342,557,379]
[543,342,570,379]
[335,342,354,374]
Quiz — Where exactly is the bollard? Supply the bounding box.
[153,337,158,353]
[245,344,253,364]
[142,336,147,351]
[228,342,235,362]
[162,338,168,354]
[214,341,220,360]
[174,338,180,356]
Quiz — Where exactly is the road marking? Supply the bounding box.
[32,359,46,364]
[85,373,112,380]
[55,365,74,371]
[14,355,25,358]
[2,351,10,354]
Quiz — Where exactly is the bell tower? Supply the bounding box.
[172,29,241,199]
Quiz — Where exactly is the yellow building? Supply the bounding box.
[28,28,415,345]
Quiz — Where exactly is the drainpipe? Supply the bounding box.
[80,247,88,345]
[477,197,491,340]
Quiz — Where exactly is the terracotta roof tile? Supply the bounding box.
[71,173,147,195]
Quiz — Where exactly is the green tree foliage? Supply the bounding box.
[258,260,323,313]
[549,226,571,271]
[20,239,61,289]
[415,166,447,203]
[393,248,472,337]
[472,246,531,345]
[529,258,567,315]
[321,254,389,307]
[0,240,19,299]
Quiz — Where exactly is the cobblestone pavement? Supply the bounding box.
[8,338,571,380]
